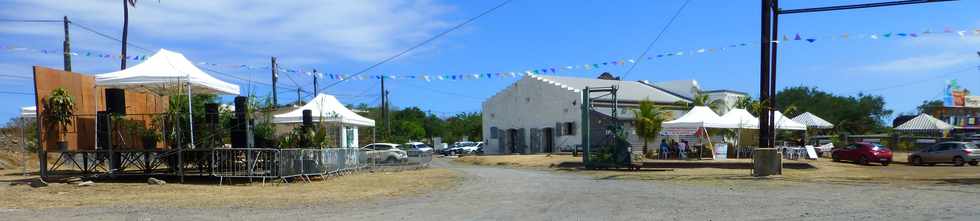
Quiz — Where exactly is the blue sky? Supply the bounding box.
[1,0,979,121]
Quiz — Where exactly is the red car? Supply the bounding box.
[831,142,893,166]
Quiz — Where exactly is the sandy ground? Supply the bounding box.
[3,157,980,220]
[0,167,459,209]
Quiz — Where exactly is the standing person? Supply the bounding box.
[659,139,670,160]
[678,139,688,160]
[670,140,679,159]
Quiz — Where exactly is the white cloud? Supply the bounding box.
[857,53,976,73]
[0,0,456,64]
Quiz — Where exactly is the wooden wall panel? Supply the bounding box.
[33,66,168,152]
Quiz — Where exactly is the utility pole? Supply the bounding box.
[385,89,391,140]
[271,57,278,107]
[380,76,387,141]
[313,69,319,95]
[296,88,301,106]
[753,0,955,176]
[120,0,129,70]
[62,16,71,72]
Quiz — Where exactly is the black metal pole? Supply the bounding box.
[769,0,779,148]
[313,69,319,95]
[380,77,386,142]
[779,0,955,14]
[759,0,772,150]
[63,16,71,72]
[271,57,277,107]
[120,0,128,70]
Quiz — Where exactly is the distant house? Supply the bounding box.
[643,80,747,115]
[481,74,691,155]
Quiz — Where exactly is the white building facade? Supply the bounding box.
[481,75,692,154]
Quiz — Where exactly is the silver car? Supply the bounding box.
[909,142,980,166]
[361,143,408,164]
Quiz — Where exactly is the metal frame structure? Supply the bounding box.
[755,0,955,175]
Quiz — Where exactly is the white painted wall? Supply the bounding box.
[482,76,584,154]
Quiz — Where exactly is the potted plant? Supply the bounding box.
[44,88,75,151]
[140,124,161,150]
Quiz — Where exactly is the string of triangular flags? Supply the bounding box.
[4,26,979,81]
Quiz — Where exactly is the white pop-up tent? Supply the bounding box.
[663,106,739,134]
[95,49,240,95]
[772,111,807,131]
[895,113,953,131]
[95,48,241,148]
[719,108,758,129]
[792,112,834,129]
[274,93,375,148]
[20,106,36,118]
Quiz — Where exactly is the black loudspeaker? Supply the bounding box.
[231,118,246,148]
[205,103,219,125]
[234,96,248,119]
[105,88,126,115]
[302,109,313,128]
[96,111,110,149]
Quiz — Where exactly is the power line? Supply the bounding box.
[622,0,692,79]
[0,91,35,95]
[318,0,514,92]
[0,19,61,23]
[68,21,153,53]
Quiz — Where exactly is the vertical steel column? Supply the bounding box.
[769,0,780,148]
[581,87,591,167]
[759,0,772,150]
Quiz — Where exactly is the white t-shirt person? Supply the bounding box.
[678,141,688,159]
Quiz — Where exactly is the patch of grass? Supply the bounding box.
[454,155,580,168]
[0,168,460,209]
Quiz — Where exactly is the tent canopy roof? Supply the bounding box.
[719,108,758,129]
[772,111,807,130]
[273,93,375,127]
[95,49,240,95]
[895,113,953,131]
[664,106,739,129]
[792,112,834,129]
[20,106,36,118]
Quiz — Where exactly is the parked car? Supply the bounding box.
[831,142,893,166]
[908,141,980,166]
[403,142,434,152]
[457,142,483,154]
[361,143,407,163]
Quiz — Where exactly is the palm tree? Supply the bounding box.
[676,93,727,113]
[633,100,671,156]
[121,0,137,70]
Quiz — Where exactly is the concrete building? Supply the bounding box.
[481,74,691,154]
[481,74,748,155]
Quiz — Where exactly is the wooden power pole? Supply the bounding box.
[271,57,278,107]
[63,16,71,72]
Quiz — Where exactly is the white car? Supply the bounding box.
[457,142,483,153]
[361,143,408,163]
[403,142,434,152]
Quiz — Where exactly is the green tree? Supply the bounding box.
[774,86,892,134]
[633,100,671,155]
[917,99,944,115]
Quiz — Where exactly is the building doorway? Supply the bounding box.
[543,128,555,153]
[507,129,518,154]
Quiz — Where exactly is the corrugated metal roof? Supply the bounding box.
[532,75,690,104]
[791,112,834,129]
[895,113,953,131]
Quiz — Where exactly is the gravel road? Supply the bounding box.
[4,159,980,221]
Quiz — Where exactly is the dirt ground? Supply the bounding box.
[0,168,460,209]
[454,154,980,185]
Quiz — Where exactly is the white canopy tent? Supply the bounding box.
[274,93,375,148]
[719,108,758,129]
[662,106,739,160]
[663,106,739,134]
[95,48,241,148]
[20,106,36,118]
[895,113,953,131]
[792,112,834,129]
[772,111,807,131]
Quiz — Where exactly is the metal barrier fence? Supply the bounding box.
[211,148,432,184]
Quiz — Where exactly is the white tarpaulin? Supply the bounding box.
[273,93,375,127]
[791,112,834,129]
[663,106,739,135]
[95,49,240,95]
[772,111,807,131]
[719,108,758,129]
[895,113,953,131]
[20,106,36,118]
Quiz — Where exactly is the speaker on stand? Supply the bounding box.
[104,88,126,171]
[231,96,249,148]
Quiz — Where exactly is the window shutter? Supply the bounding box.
[490,127,498,139]
[569,122,577,135]
[555,122,563,137]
